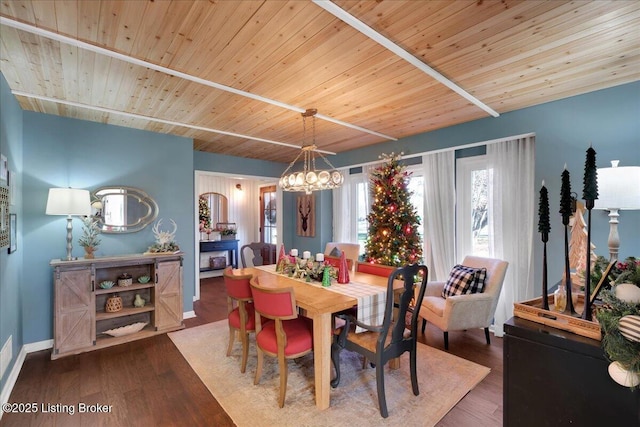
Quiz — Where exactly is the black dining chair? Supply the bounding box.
[331,263,429,418]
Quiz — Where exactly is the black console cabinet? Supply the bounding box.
[504,317,639,427]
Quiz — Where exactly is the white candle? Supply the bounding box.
[315,253,324,262]
[290,249,299,257]
[302,251,311,259]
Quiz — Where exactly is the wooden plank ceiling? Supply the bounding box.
[1,0,639,163]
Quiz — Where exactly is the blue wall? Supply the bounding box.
[331,82,640,288]
[1,72,639,389]
[22,113,194,344]
[0,74,24,392]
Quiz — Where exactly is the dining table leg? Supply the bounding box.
[312,311,332,410]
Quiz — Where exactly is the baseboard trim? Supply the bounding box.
[183,310,196,319]
[0,339,53,416]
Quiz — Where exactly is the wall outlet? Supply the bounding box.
[0,335,12,380]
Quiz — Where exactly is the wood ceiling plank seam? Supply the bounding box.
[0,0,36,25]
[136,0,203,66]
[128,0,173,61]
[89,52,113,108]
[195,1,305,82]
[205,3,329,94]
[424,1,610,72]
[205,2,330,92]
[467,36,640,96]
[106,0,143,56]
[244,29,398,106]
[59,39,80,103]
[2,13,396,141]
[298,64,446,117]
[482,55,640,102]
[77,0,100,44]
[165,1,263,76]
[435,2,637,81]
[401,1,558,68]
[0,27,32,90]
[53,0,78,41]
[29,0,57,31]
[461,21,640,94]
[313,0,499,117]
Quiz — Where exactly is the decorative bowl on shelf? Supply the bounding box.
[102,322,148,337]
[99,280,115,289]
[137,275,151,284]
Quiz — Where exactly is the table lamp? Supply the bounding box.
[46,187,91,261]
[594,161,640,260]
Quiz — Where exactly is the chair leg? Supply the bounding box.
[421,318,426,334]
[410,345,419,396]
[443,332,449,350]
[226,326,235,357]
[254,348,264,385]
[375,360,388,418]
[278,353,288,408]
[240,332,249,373]
[330,342,341,388]
[484,327,491,345]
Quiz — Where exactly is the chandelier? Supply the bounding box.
[279,109,344,194]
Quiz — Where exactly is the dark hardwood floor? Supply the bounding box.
[2,276,503,426]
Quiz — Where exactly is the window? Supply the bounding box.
[353,167,424,255]
[456,156,491,259]
[260,186,277,244]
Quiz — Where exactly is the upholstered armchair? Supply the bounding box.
[418,255,508,350]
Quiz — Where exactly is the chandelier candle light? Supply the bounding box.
[279,109,344,194]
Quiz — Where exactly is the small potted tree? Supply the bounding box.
[78,216,102,259]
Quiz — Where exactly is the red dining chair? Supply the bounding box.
[356,261,396,278]
[222,267,255,373]
[250,276,314,408]
[324,255,354,272]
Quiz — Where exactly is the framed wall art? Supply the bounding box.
[8,213,16,254]
[296,194,315,237]
[0,184,8,248]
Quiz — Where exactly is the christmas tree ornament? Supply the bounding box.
[322,266,331,287]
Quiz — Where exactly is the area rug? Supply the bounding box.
[168,321,490,426]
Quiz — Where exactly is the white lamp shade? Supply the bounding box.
[594,163,640,210]
[46,188,92,216]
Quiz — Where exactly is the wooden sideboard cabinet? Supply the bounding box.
[51,253,184,359]
[504,317,640,427]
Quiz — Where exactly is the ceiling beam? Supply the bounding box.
[12,90,340,155]
[312,0,500,118]
[0,16,397,142]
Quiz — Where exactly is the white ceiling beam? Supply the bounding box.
[12,90,339,155]
[312,0,500,118]
[0,16,397,143]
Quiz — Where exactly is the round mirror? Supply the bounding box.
[92,186,158,233]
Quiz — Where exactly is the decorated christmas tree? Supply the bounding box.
[364,153,423,266]
[198,195,211,232]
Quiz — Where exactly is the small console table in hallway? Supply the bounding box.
[199,239,239,271]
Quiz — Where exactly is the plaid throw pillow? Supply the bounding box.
[442,265,487,298]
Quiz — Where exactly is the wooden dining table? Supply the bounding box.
[229,266,401,410]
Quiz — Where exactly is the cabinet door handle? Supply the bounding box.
[155,273,158,283]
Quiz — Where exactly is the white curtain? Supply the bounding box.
[422,151,456,281]
[487,135,536,336]
[332,164,376,243]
